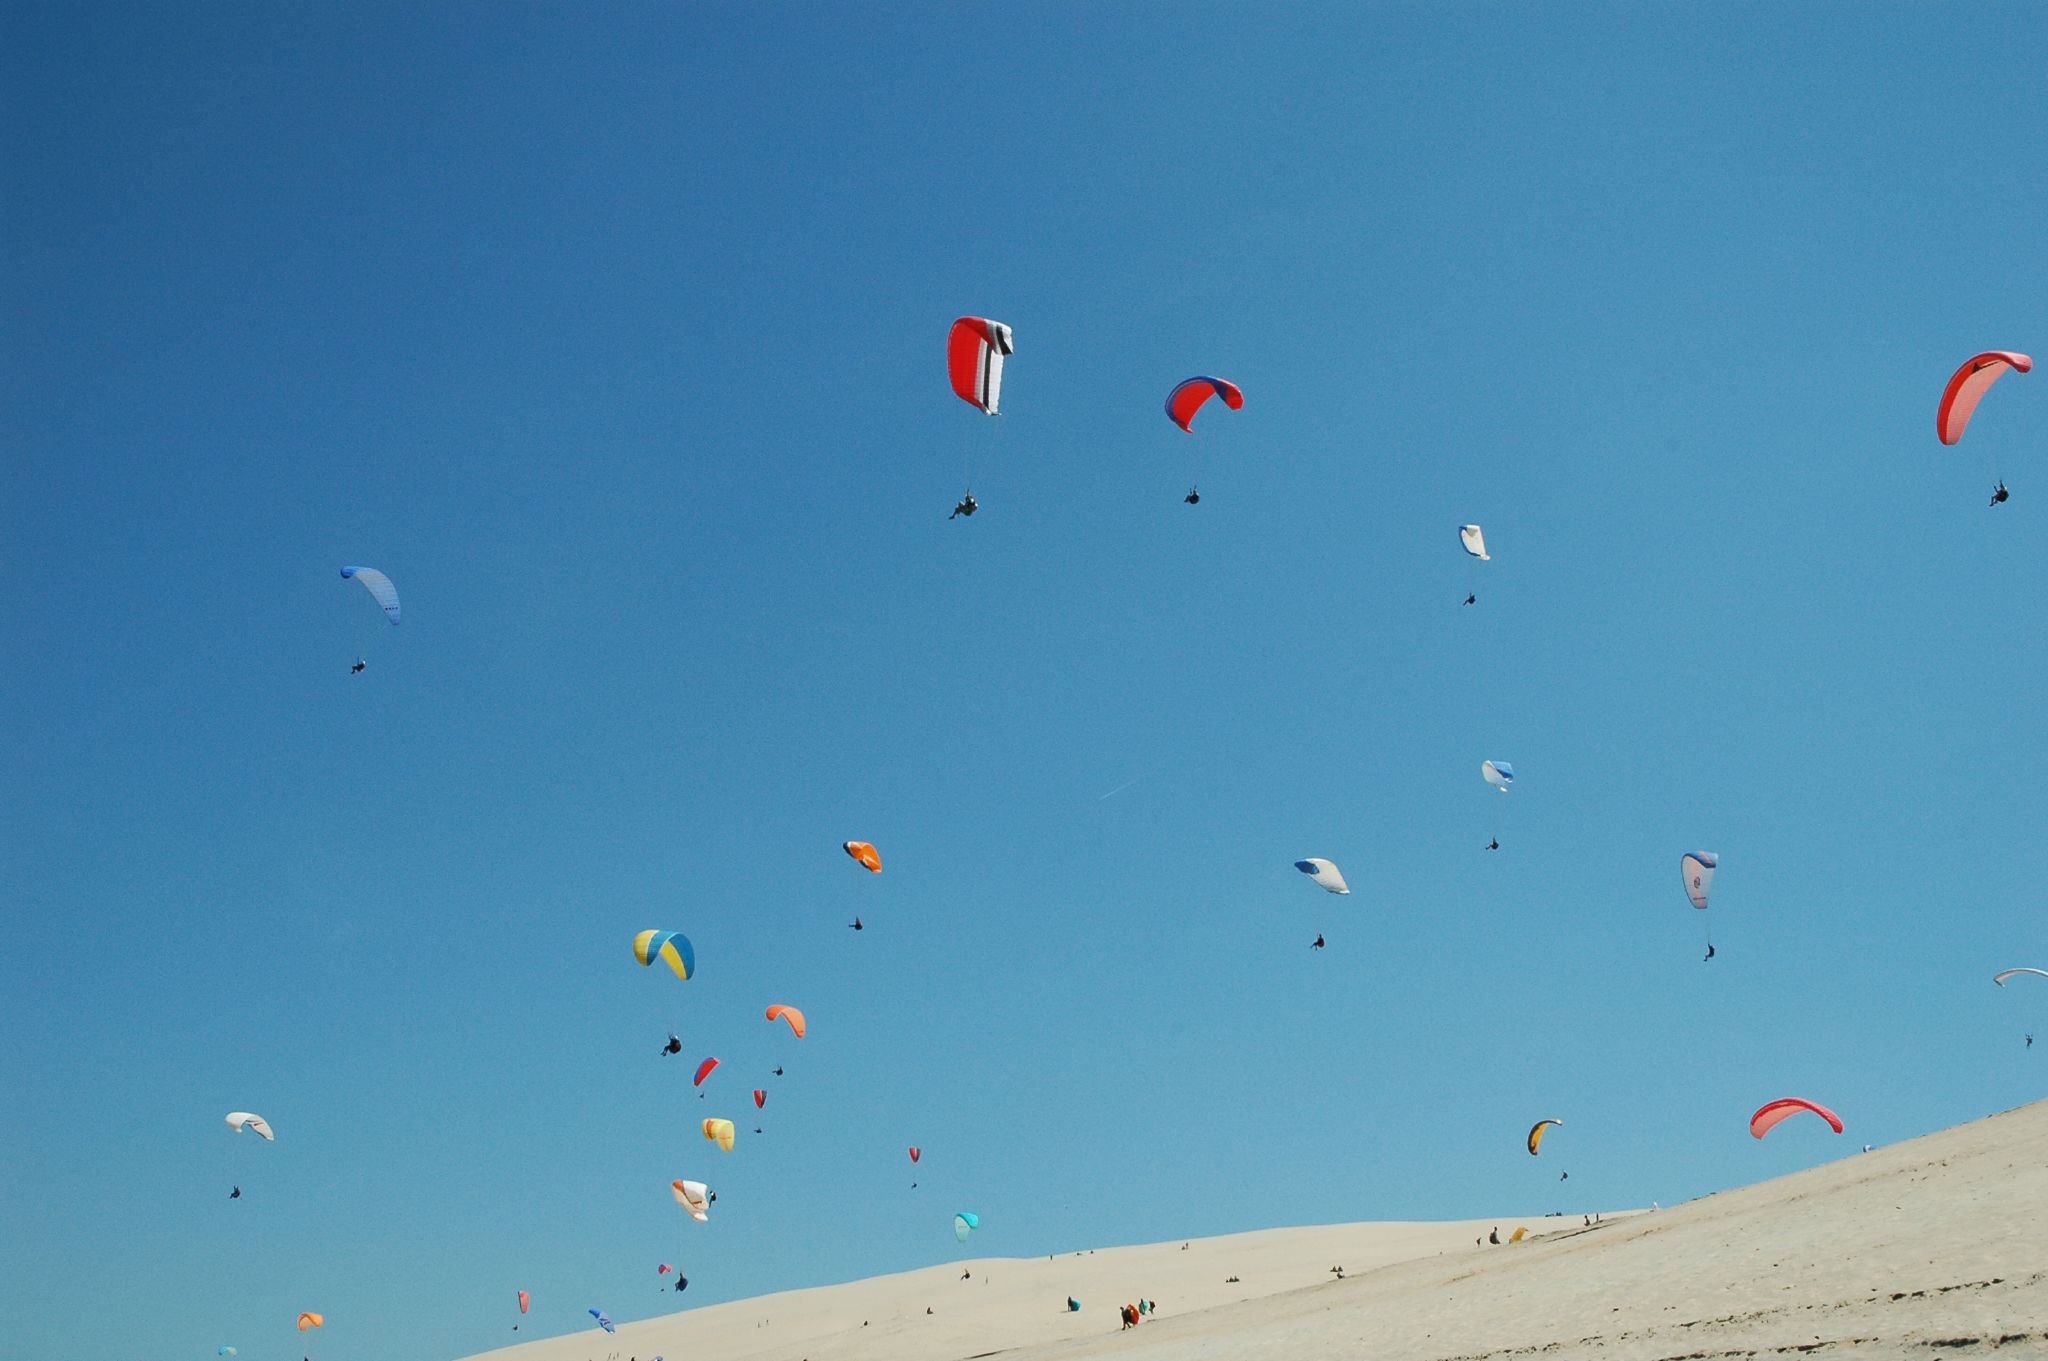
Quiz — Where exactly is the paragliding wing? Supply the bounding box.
[948,317,1014,415]
[908,1146,921,1163]
[517,1290,529,1315]
[1749,1098,1844,1140]
[1527,1119,1563,1155]
[1459,525,1490,561]
[657,1263,673,1275]
[590,1309,616,1334]
[1293,858,1351,895]
[672,1179,711,1221]
[1164,376,1244,433]
[632,929,696,980]
[296,1313,323,1332]
[1681,851,1718,910]
[702,1118,736,1151]
[224,1112,274,1141]
[843,840,882,873]
[339,566,400,624]
[1937,351,2032,444]
[693,1057,719,1087]
[1482,760,1515,791]
[1994,968,2048,986]
[753,1088,766,1108]
[765,1004,807,1039]
[953,1211,980,1243]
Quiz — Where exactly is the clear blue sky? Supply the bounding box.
[4,4,2045,1359]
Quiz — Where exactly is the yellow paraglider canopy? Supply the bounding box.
[701,1118,735,1152]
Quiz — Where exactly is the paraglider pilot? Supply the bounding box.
[1463,594,1477,606]
[1992,482,2010,505]
[1311,935,1324,951]
[1486,838,1499,851]
[350,658,367,674]
[1184,487,1200,505]
[1703,944,1716,961]
[950,493,978,520]
[662,1034,682,1056]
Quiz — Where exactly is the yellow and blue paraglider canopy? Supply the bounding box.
[633,930,695,980]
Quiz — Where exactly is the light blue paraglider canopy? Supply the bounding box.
[953,1211,979,1243]
[340,566,400,624]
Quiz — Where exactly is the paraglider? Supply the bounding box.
[517,1290,529,1315]
[908,1146,921,1163]
[693,1057,719,1087]
[1166,375,1243,502]
[230,1186,240,1199]
[218,1348,237,1355]
[1293,859,1350,895]
[1482,760,1515,791]
[296,1313,323,1332]
[633,930,695,981]
[672,1179,711,1221]
[947,317,1013,515]
[1682,851,1718,959]
[702,1118,736,1151]
[753,1088,766,1109]
[590,1309,616,1334]
[953,1211,979,1243]
[1749,1098,1844,1140]
[1459,525,1489,604]
[1526,1119,1563,1155]
[224,1112,274,1141]
[765,1004,807,1039]
[1939,352,2032,504]
[662,1034,683,1056]
[843,841,882,873]
[1994,968,2048,986]
[1938,351,2031,445]
[658,1263,674,1275]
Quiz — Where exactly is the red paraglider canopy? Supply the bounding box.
[753,1088,766,1109]
[1937,351,2031,445]
[693,1057,719,1087]
[1749,1097,1843,1140]
[948,317,1013,415]
[908,1146,921,1163]
[1165,376,1244,433]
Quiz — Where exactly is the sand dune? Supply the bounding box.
[465,1100,2048,1361]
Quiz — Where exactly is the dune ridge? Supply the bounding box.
[465,1099,2048,1361]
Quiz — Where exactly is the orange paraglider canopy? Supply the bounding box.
[1938,351,2031,444]
[843,840,882,873]
[765,1004,807,1039]
[296,1313,324,1331]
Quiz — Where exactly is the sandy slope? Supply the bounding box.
[464,1100,2048,1361]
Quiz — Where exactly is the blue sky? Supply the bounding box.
[4,4,2046,1359]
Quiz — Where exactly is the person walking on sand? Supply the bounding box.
[1488,1227,1500,1245]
